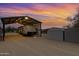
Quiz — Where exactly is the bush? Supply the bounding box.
[5,27,17,33]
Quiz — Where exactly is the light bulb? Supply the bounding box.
[25,17,28,19]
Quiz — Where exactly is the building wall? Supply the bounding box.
[65,28,79,42]
[47,28,64,41]
[23,25,36,33]
[47,28,79,42]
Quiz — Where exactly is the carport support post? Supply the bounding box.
[1,19,5,41]
[39,23,42,37]
[3,22,5,41]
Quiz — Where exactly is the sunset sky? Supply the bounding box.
[0,3,79,29]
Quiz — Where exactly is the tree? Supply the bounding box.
[65,8,79,29]
[72,8,79,28]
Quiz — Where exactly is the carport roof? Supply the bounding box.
[0,16,42,24]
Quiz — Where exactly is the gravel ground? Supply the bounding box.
[0,33,79,56]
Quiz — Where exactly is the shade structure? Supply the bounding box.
[0,16,42,41]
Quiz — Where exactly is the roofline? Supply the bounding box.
[0,16,29,19]
[0,15,42,23]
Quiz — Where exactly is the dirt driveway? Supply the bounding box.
[0,33,79,56]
